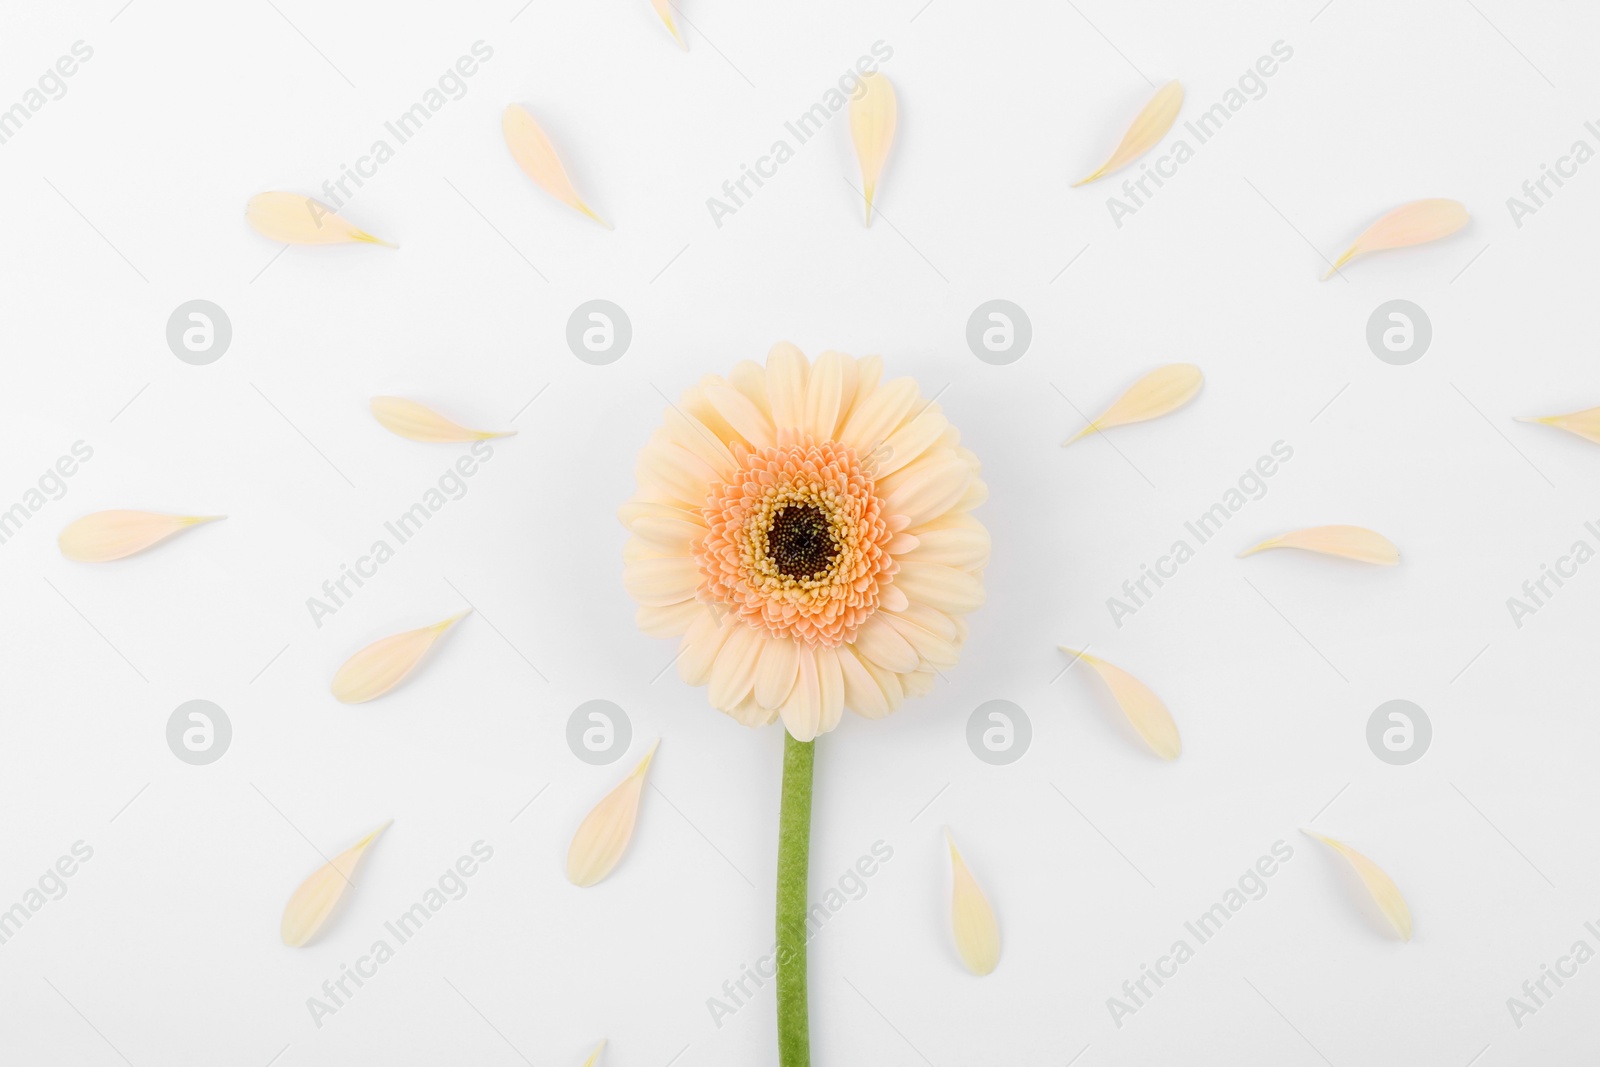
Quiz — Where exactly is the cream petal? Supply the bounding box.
[280,821,391,947]
[885,601,958,641]
[638,440,719,507]
[1239,525,1399,565]
[947,831,1001,975]
[1325,198,1468,279]
[502,104,610,228]
[885,532,921,556]
[884,613,959,670]
[765,342,809,439]
[369,397,511,443]
[1302,830,1412,941]
[567,742,658,886]
[852,614,920,674]
[1061,649,1180,760]
[1072,80,1184,187]
[1519,405,1600,444]
[813,645,846,734]
[660,406,738,479]
[902,524,991,569]
[838,643,890,719]
[840,377,919,454]
[844,356,884,426]
[728,361,774,420]
[331,613,468,704]
[247,192,395,247]
[1065,364,1203,445]
[618,500,704,529]
[755,635,802,710]
[779,646,822,741]
[635,600,703,639]
[872,409,950,478]
[804,350,848,442]
[856,648,905,713]
[648,0,685,48]
[678,607,732,686]
[59,511,223,563]
[901,670,937,698]
[878,583,909,613]
[849,72,897,225]
[724,694,780,727]
[622,556,700,607]
[953,477,989,513]
[680,381,744,447]
[630,513,706,554]
[708,624,764,709]
[623,536,674,564]
[703,384,776,449]
[881,454,973,528]
[893,562,985,615]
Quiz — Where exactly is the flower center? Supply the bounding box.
[695,438,898,648]
[766,503,838,580]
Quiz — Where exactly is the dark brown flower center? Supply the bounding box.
[766,503,838,580]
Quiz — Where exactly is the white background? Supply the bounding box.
[1,0,1598,1064]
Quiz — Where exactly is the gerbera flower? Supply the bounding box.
[620,343,989,741]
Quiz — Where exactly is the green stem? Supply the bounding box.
[776,731,815,1067]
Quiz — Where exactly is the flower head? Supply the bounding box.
[621,343,989,740]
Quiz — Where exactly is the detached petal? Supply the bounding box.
[331,613,469,704]
[59,511,223,562]
[1324,199,1468,279]
[1240,525,1399,565]
[1519,405,1600,445]
[649,0,685,48]
[1061,649,1180,760]
[1072,80,1183,186]
[502,104,610,227]
[1065,364,1202,445]
[849,73,898,225]
[567,742,658,887]
[247,192,395,247]
[281,821,391,946]
[370,397,513,443]
[946,831,1001,975]
[1302,829,1413,941]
